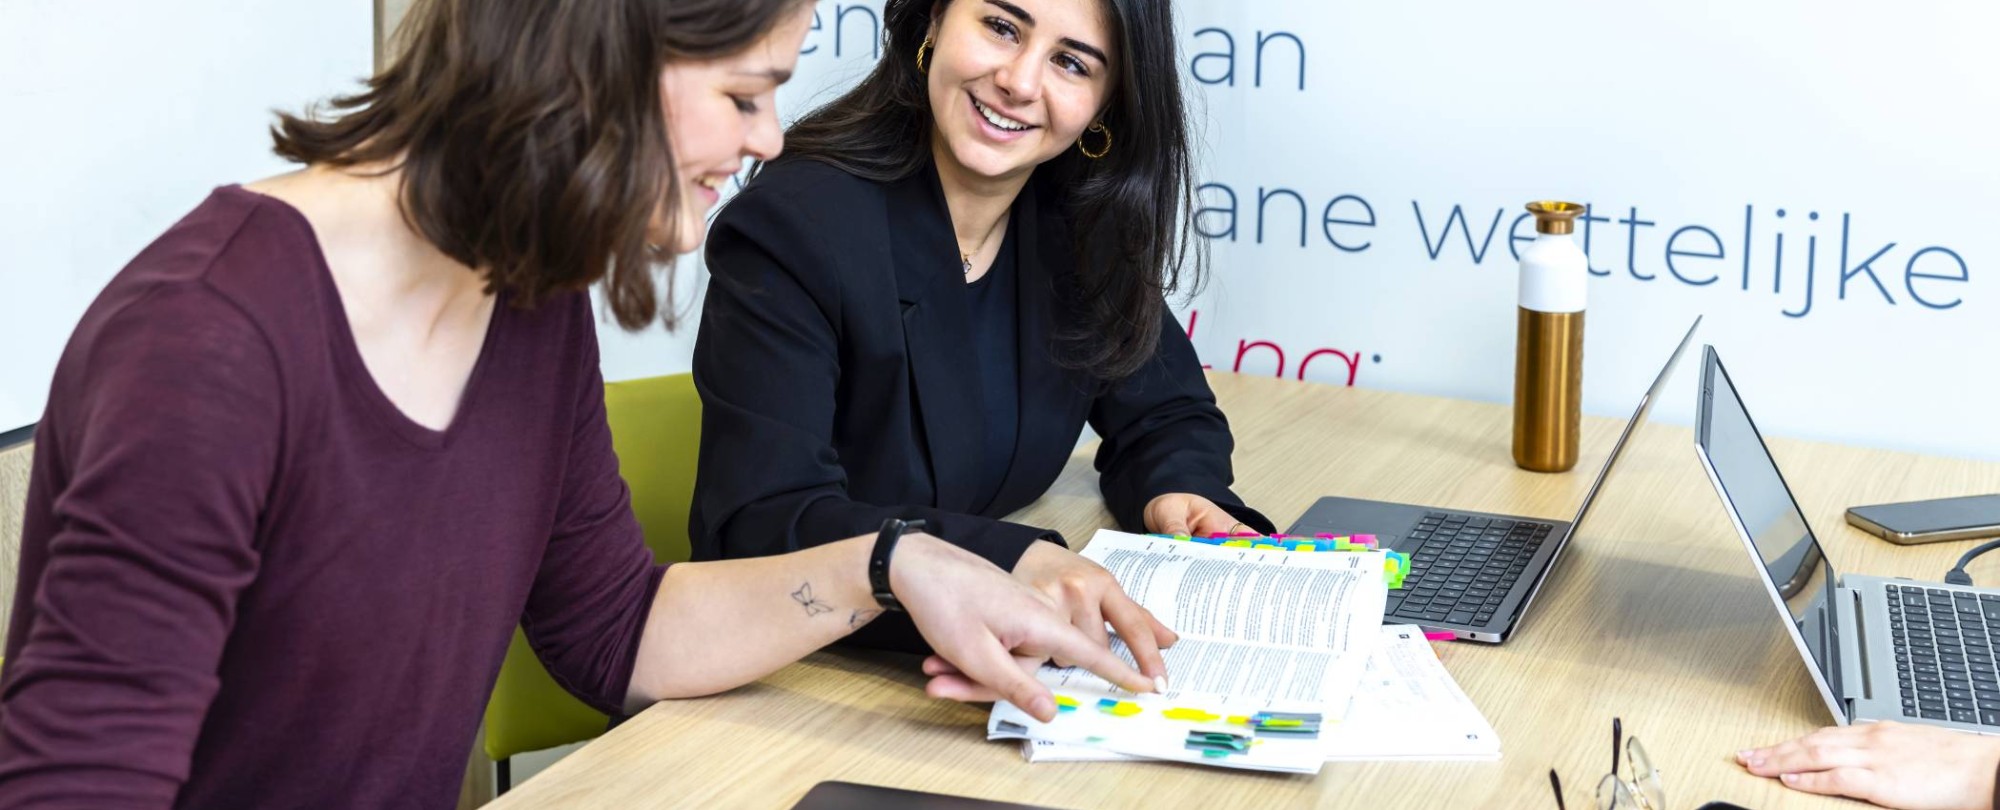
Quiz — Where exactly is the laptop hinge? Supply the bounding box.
[1836,585,1867,705]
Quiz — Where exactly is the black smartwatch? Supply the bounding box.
[870,518,926,612]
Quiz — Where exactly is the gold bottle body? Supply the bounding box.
[1512,307,1584,472]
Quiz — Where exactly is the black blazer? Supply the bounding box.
[690,158,1274,579]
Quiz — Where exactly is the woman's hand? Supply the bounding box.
[1738,721,2000,810]
[891,534,1156,721]
[1144,492,1244,537]
[1009,541,1178,686]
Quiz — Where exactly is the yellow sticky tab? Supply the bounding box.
[1053,695,1078,712]
[1162,707,1221,722]
[1097,700,1143,717]
[1227,715,1252,726]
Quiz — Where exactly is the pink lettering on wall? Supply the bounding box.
[1184,309,1370,386]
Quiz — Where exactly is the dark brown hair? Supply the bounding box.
[775,0,1204,381]
[273,0,809,329]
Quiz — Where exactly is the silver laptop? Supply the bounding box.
[1288,316,1701,643]
[1696,345,2000,732]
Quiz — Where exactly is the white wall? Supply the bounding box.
[1168,0,1998,461]
[0,0,373,430]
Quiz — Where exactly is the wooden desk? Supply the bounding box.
[490,373,2000,809]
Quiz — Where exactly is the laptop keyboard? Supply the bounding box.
[1888,584,2000,724]
[1384,512,1553,628]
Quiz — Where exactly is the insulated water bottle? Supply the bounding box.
[1513,201,1587,473]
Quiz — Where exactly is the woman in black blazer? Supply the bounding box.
[692,0,1274,678]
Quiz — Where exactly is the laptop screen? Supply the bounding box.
[1565,317,1700,533]
[1696,347,1843,711]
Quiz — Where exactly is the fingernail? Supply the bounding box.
[1781,772,1797,783]
[1748,756,1764,768]
[1736,750,1751,762]
[1154,675,1168,694]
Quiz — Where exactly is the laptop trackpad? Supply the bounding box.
[1287,496,1429,550]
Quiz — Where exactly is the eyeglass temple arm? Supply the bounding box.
[1611,717,1623,778]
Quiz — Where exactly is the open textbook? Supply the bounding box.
[1019,625,1501,764]
[986,530,1389,773]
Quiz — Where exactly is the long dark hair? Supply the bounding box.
[777,0,1204,380]
[271,0,810,330]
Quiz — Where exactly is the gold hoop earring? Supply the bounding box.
[916,37,933,74]
[1078,121,1112,160]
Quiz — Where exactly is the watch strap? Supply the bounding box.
[870,518,925,612]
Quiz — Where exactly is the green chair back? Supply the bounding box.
[482,373,701,764]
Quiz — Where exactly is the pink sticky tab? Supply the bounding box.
[1423,631,1456,642]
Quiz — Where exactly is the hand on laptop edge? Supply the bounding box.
[1738,721,2000,810]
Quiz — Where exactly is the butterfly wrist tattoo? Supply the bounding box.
[791,582,834,617]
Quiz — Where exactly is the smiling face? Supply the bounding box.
[651,4,814,254]
[925,0,1116,185]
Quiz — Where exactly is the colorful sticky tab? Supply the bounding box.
[1424,631,1456,641]
[1096,698,1143,717]
[1243,711,1324,738]
[1184,731,1253,754]
[1161,707,1221,722]
[1384,550,1411,589]
[1053,695,1078,713]
[1164,532,1405,586]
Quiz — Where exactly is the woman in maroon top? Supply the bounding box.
[0,0,1159,806]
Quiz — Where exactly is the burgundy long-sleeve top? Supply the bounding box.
[0,186,665,808]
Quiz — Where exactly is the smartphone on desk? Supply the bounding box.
[1846,494,2000,545]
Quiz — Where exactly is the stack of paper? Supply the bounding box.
[986,530,1390,774]
[1019,625,1501,764]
